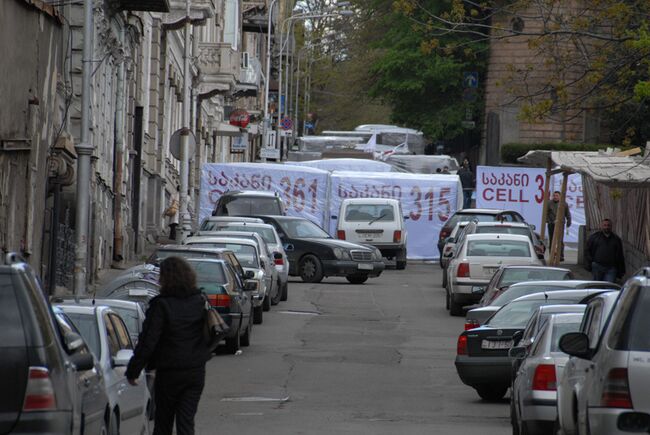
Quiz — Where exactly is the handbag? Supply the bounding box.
[201,293,230,351]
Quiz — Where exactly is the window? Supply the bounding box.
[278,219,330,239]
[110,307,140,337]
[466,240,531,257]
[610,284,650,351]
[109,314,133,350]
[551,321,582,352]
[491,285,569,306]
[344,204,395,222]
[224,225,277,244]
[190,243,259,268]
[0,275,26,348]
[104,313,121,357]
[66,313,101,359]
[219,197,281,215]
[499,268,571,287]
[584,301,603,348]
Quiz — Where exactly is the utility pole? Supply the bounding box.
[262,0,278,160]
[73,0,94,295]
[178,0,192,241]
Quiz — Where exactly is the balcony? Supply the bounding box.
[235,55,263,97]
[196,42,241,98]
[243,2,268,33]
[164,0,216,26]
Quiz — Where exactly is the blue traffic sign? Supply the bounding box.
[463,72,478,88]
[281,117,293,130]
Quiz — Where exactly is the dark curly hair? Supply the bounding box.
[159,257,199,297]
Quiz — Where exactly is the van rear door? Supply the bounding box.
[340,201,398,245]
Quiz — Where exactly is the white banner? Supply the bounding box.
[329,171,461,259]
[476,166,584,244]
[291,158,394,173]
[199,163,330,227]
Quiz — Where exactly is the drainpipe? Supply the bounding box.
[113,27,126,266]
[73,0,94,295]
[178,0,192,241]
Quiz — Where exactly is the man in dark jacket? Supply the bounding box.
[586,218,625,282]
[547,191,571,261]
[458,158,474,208]
[126,257,211,435]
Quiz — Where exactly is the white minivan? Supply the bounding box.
[333,198,407,269]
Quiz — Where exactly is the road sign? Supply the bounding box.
[280,129,293,137]
[169,128,196,160]
[281,117,293,131]
[463,72,478,88]
[260,147,280,159]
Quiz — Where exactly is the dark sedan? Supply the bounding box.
[455,289,615,401]
[252,215,385,284]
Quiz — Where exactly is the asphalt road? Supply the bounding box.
[195,263,511,434]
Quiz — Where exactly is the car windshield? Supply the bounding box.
[499,268,571,287]
[467,240,530,257]
[218,197,282,215]
[188,261,228,293]
[189,243,259,268]
[222,225,277,244]
[344,204,395,222]
[278,219,331,239]
[475,226,530,238]
[65,312,101,359]
[487,299,574,328]
[551,321,582,352]
[491,285,570,306]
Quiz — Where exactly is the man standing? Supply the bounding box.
[587,218,625,282]
[547,191,571,261]
[458,158,474,209]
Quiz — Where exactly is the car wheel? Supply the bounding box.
[108,410,119,435]
[476,385,507,401]
[346,274,368,284]
[449,295,463,316]
[280,282,288,301]
[262,294,271,312]
[396,248,407,270]
[299,255,324,283]
[241,314,252,347]
[271,279,282,305]
[225,329,241,354]
[253,305,263,324]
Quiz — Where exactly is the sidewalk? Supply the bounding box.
[559,247,591,280]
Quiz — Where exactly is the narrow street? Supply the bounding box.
[196,264,511,434]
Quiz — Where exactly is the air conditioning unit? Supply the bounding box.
[241,52,250,69]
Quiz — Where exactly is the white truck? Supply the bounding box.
[333,198,408,269]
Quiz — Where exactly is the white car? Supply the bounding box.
[197,221,289,302]
[558,270,650,435]
[556,291,620,435]
[56,304,151,435]
[511,313,584,435]
[440,221,470,287]
[446,233,543,316]
[333,198,407,269]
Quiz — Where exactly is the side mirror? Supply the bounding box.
[512,330,523,346]
[273,252,283,260]
[244,280,258,291]
[64,331,86,353]
[508,346,527,359]
[331,215,338,220]
[529,224,536,230]
[70,352,95,371]
[284,243,295,252]
[244,270,255,279]
[113,349,134,367]
[559,332,591,359]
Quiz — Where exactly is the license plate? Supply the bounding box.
[481,339,513,350]
[484,267,498,275]
[358,233,377,238]
[472,286,485,293]
[357,263,373,270]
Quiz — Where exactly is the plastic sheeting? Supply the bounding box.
[291,158,395,173]
[328,171,461,259]
[385,155,460,174]
[200,163,330,228]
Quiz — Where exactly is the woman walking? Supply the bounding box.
[126,257,211,435]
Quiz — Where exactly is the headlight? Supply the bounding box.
[333,247,351,260]
[372,249,382,260]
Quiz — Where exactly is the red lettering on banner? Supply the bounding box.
[576,195,584,209]
[496,188,506,202]
[483,188,494,201]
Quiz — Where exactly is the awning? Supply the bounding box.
[215,122,244,137]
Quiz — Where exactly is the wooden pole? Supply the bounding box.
[540,157,552,241]
[550,172,569,266]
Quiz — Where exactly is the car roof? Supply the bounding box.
[185,236,257,246]
[455,208,520,215]
[465,233,531,242]
[500,265,570,272]
[512,289,611,302]
[508,280,619,288]
[538,304,587,314]
[220,222,276,230]
[255,215,304,221]
[157,245,230,253]
[474,222,529,228]
[52,297,141,310]
[221,190,279,198]
[202,216,264,223]
[185,258,226,265]
[54,304,107,315]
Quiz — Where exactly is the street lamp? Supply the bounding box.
[262,0,278,157]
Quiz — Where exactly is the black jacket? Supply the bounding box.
[586,231,626,277]
[458,167,475,189]
[126,293,210,379]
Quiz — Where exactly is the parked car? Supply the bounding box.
[56,304,151,435]
[0,253,108,435]
[556,291,620,435]
[252,215,385,284]
[446,233,543,316]
[212,190,286,216]
[147,245,246,281]
[558,268,650,435]
[440,221,471,272]
[188,258,255,353]
[455,289,612,401]
[456,221,546,261]
[332,198,408,270]
[98,264,160,304]
[196,221,289,301]
[437,208,526,263]
[465,280,619,329]
[510,313,584,435]
[184,236,271,324]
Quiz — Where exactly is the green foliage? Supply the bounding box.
[501,143,618,164]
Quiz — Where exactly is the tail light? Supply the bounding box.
[337,230,346,240]
[464,320,480,330]
[274,254,284,266]
[601,368,633,408]
[439,229,450,241]
[207,294,231,308]
[457,262,470,277]
[532,364,557,391]
[457,334,468,355]
[393,230,402,243]
[23,367,56,411]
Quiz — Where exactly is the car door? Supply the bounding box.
[108,313,146,434]
[102,312,126,418]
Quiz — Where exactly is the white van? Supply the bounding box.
[333,198,407,269]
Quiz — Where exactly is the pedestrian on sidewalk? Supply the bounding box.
[126,257,211,435]
[547,190,571,261]
[458,158,475,209]
[586,218,625,282]
[163,186,180,240]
